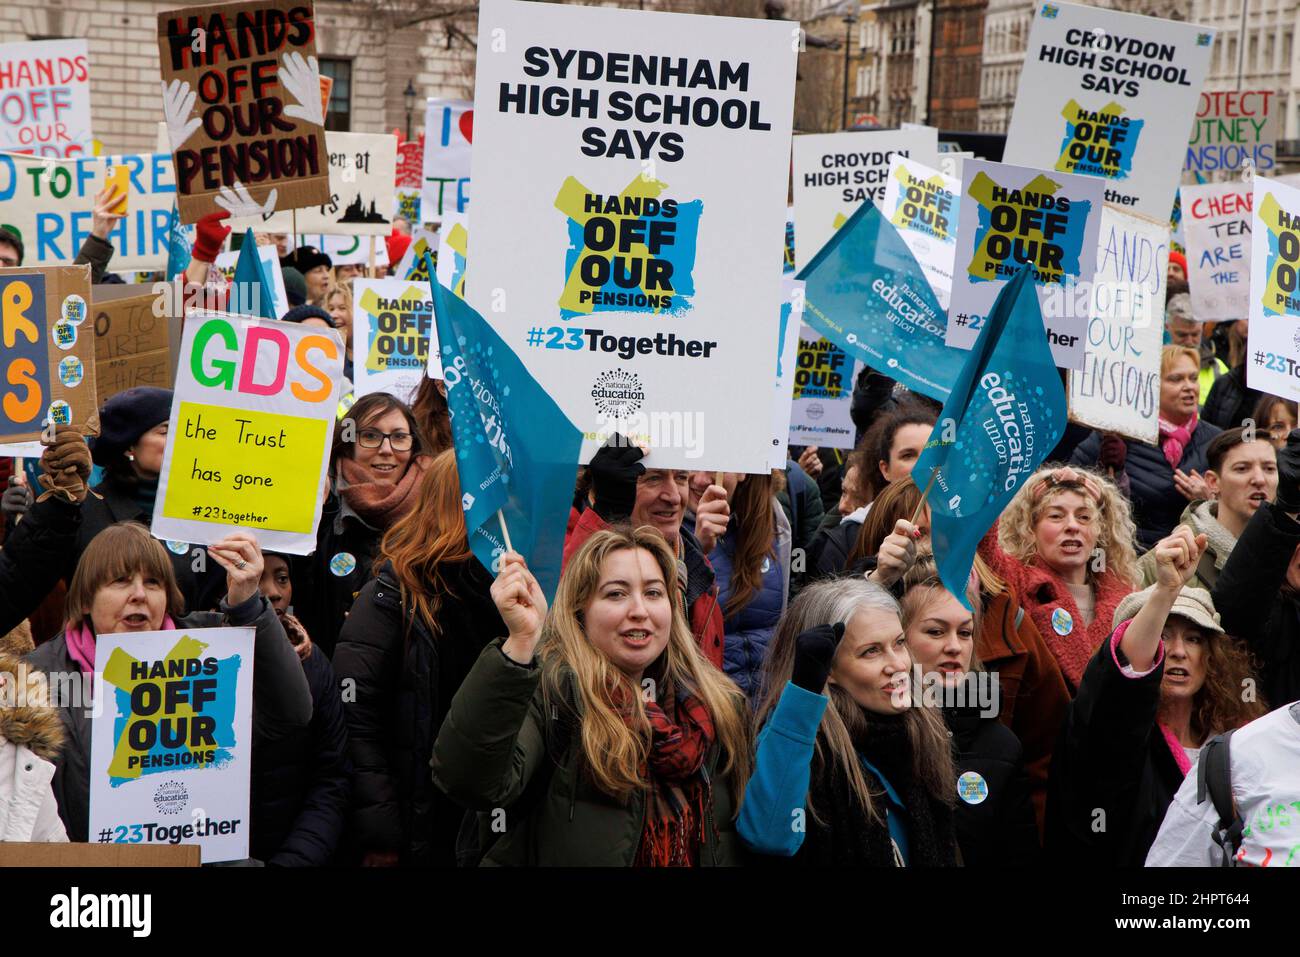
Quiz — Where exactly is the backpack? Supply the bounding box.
[1195,729,1241,867]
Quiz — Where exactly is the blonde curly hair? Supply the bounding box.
[997,464,1140,587]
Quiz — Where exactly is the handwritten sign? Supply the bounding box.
[420,98,471,223]
[0,39,93,158]
[1182,181,1252,322]
[1185,90,1276,175]
[93,289,177,408]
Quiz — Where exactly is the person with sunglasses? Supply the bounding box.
[296,393,430,657]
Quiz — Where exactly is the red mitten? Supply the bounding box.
[191,210,232,264]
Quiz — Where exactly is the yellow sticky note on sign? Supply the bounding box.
[161,401,329,534]
[104,165,130,215]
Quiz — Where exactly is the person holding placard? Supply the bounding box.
[26,523,312,844]
[1046,527,1265,867]
[334,450,503,867]
[977,467,1139,693]
[738,577,959,866]
[299,393,430,658]
[432,529,752,866]
[1072,346,1222,551]
[1,184,127,283]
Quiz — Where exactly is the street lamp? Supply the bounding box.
[403,80,418,140]
[841,9,858,130]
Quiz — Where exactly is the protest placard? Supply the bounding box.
[352,277,439,401]
[1248,176,1300,403]
[229,131,397,236]
[395,228,438,282]
[1003,1,1214,221]
[294,233,389,267]
[395,130,424,224]
[947,159,1104,371]
[436,212,468,299]
[93,289,177,409]
[213,242,289,317]
[468,0,797,472]
[89,626,254,863]
[792,128,939,271]
[1185,90,1276,176]
[0,264,97,443]
[156,0,331,223]
[151,312,343,553]
[0,152,179,272]
[421,98,472,224]
[1068,206,1168,444]
[0,39,93,158]
[770,277,802,469]
[1181,181,1251,322]
[882,155,961,311]
[788,325,858,450]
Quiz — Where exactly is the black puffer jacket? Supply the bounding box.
[72,473,227,614]
[250,644,351,866]
[294,494,384,659]
[332,559,503,866]
[1202,366,1261,432]
[0,494,81,637]
[1071,422,1221,552]
[945,706,1039,868]
[1212,502,1300,707]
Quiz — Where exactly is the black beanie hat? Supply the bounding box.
[0,225,24,265]
[90,387,173,466]
[291,245,332,275]
[283,304,335,327]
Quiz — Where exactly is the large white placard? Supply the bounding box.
[89,627,254,863]
[1181,181,1252,323]
[791,128,939,272]
[947,159,1104,370]
[1068,206,1168,444]
[1004,1,1214,221]
[0,152,178,271]
[0,39,93,158]
[881,155,961,311]
[467,0,797,472]
[1248,176,1300,403]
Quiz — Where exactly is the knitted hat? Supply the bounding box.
[1112,584,1224,636]
[1168,249,1188,276]
[283,304,335,327]
[90,387,173,466]
[290,245,332,275]
[385,230,412,268]
[281,267,308,307]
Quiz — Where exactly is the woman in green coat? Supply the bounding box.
[432,525,752,866]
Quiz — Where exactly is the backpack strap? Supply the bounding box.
[1196,548,1219,591]
[1196,729,1241,867]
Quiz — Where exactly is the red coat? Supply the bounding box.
[563,507,725,670]
[978,524,1134,693]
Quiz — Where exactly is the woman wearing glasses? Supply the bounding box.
[297,392,430,657]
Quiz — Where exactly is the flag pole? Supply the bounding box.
[497,509,514,554]
[911,466,938,525]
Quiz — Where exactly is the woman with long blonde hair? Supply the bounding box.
[978,465,1139,692]
[334,449,504,867]
[738,577,958,866]
[432,526,752,866]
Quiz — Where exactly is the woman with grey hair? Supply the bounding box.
[737,577,958,866]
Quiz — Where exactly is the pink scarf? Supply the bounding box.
[65,616,177,674]
[1158,411,1197,470]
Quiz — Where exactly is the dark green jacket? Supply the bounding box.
[431,640,746,866]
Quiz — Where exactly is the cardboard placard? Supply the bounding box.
[467,0,797,472]
[92,289,178,408]
[152,311,342,553]
[89,627,254,864]
[0,39,93,158]
[156,0,331,224]
[0,264,97,443]
[0,843,200,867]
[1068,206,1168,444]
[1182,181,1252,323]
[1185,90,1277,176]
[421,98,472,224]
[0,152,180,272]
[229,131,398,236]
[1003,1,1215,221]
[791,128,940,272]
